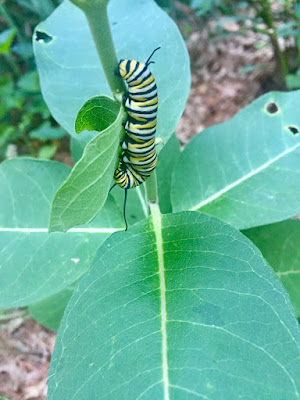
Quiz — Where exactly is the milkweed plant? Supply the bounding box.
[0,0,300,399]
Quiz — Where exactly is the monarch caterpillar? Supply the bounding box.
[111,47,160,230]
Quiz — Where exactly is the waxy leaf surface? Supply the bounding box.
[172,91,300,229]
[34,0,190,145]
[49,100,125,232]
[0,158,123,308]
[48,211,300,400]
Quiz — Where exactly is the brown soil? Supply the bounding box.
[176,26,274,143]
[0,315,55,399]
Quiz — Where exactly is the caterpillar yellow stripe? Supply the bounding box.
[112,48,160,229]
[113,48,160,190]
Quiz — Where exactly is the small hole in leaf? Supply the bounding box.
[287,125,299,135]
[35,31,52,43]
[266,102,279,114]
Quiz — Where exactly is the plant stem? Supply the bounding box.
[70,0,160,211]
[0,2,24,43]
[69,0,126,101]
[259,0,289,87]
[145,171,159,205]
[252,26,270,36]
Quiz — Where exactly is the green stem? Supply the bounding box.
[259,0,289,86]
[0,2,24,43]
[70,0,126,101]
[145,171,159,205]
[70,0,159,210]
[252,26,270,36]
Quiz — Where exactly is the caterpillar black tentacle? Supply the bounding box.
[145,47,161,66]
[112,48,160,230]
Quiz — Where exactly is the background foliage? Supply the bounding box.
[0,0,300,399]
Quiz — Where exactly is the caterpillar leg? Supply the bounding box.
[155,137,164,146]
[109,183,116,193]
[123,188,128,231]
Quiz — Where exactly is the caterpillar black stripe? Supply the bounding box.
[111,47,160,230]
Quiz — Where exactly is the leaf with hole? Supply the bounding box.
[33,0,190,145]
[172,90,300,229]
[0,158,123,309]
[243,219,300,317]
[48,211,300,399]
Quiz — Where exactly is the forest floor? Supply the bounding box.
[0,13,279,400]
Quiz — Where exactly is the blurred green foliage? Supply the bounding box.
[0,0,66,161]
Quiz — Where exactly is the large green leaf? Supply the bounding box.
[0,158,123,309]
[33,0,190,145]
[243,219,300,317]
[49,99,125,232]
[172,91,300,229]
[48,211,300,399]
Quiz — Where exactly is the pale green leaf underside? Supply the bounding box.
[0,158,123,308]
[243,219,300,317]
[33,0,190,145]
[172,91,300,229]
[49,105,125,232]
[48,211,300,400]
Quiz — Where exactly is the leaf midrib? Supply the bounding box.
[151,204,170,399]
[190,142,300,211]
